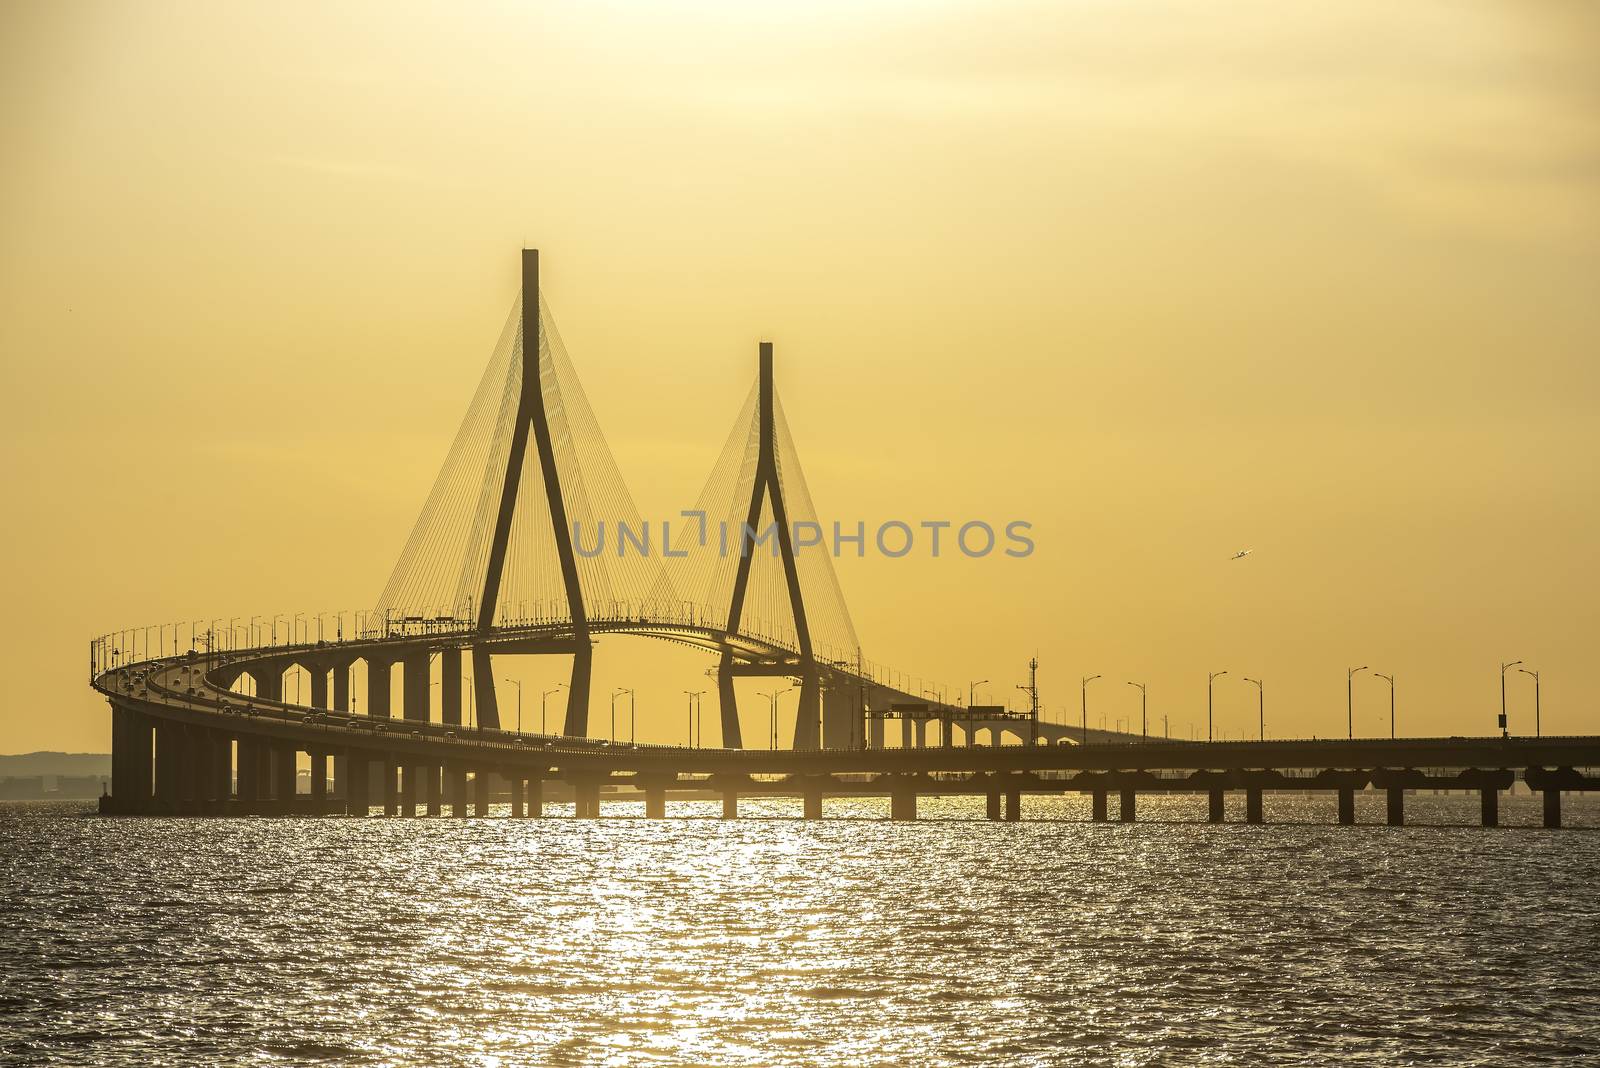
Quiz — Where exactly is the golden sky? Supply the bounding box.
[2,1,1597,752]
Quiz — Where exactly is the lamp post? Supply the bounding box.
[503,678,523,734]
[1373,672,1394,738]
[1499,660,1521,737]
[761,687,793,749]
[1208,671,1227,742]
[1127,681,1147,738]
[1346,665,1367,739]
[1518,667,1540,737]
[684,690,705,747]
[969,679,987,708]
[1081,675,1100,744]
[611,688,632,743]
[1243,677,1263,740]
[541,684,565,735]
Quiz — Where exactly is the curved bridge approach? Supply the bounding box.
[91,251,1600,824]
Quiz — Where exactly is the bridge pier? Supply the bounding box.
[802,781,823,820]
[345,754,370,816]
[310,667,328,710]
[448,767,468,817]
[868,714,884,750]
[472,770,491,816]
[153,720,179,812]
[509,774,525,818]
[383,759,399,816]
[209,732,232,806]
[1091,788,1107,822]
[310,750,327,812]
[234,738,257,808]
[1119,787,1136,823]
[528,777,543,818]
[368,658,392,719]
[1386,786,1405,826]
[574,780,601,819]
[986,788,1001,821]
[440,648,461,726]
[1338,786,1356,825]
[1005,788,1022,822]
[890,780,917,821]
[402,654,429,725]
[424,765,441,816]
[645,783,666,819]
[1246,786,1264,825]
[1544,789,1561,829]
[400,764,418,817]
[1208,788,1225,823]
[1480,787,1498,827]
[275,745,297,814]
[720,788,738,819]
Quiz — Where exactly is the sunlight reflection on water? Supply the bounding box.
[3,796,1598,1065]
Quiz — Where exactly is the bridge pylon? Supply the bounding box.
[474,248,592,736]
[718,342,820,749]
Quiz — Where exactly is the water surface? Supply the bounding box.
[3,795,1598,1065]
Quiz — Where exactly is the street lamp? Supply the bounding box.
[503,678,523,734]
[1243,677,1263,740]
[1081,675,1101,744]
[1127,681,1147,738]
[611,688,632,743]
[1518,667,1540,737]
[1373,672,1394,738]
[761,687,793,749]
[541,684,566,735]
[684,690,705,747]
[1208,671,1227,742]
[1346,665,1367,739]
[1500,660,1521,737]
[969,679,988,708]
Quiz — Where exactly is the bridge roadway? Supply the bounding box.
[95,630,1600,826]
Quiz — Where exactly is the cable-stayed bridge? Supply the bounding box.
[89,251,1600,823]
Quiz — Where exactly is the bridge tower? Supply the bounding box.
[474,249,592,735]
[718,343,821,749]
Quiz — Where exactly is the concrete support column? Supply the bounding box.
[576,780,601,819]
[1091,788,1107,822]
[275,745,298,812]
[310,668,328,710]
[440,648,462,726]
[869,715,884,749]
[448,768,468,817]
[309,751,327,811]
[528,778,544,818]
[913,721,927,749]
[153,721,180,809]
[403,654,429,724]
[1005,789,1022,822]
[1208,788,1225,823]
[237,738,259,804]
[213,733,233,803]
[900,718,912,749]
[721,788,738,819]
[425,766,442,816]
[1246,786,1264,824]
[1544,789,1561,829]
[645,784,666,819]
[473,770,491,816]
[1386,786,1404,827]
[368,660,392,718]
[255,745,273,805]
[189,731,210,806]
[1337,787,1356,825]
[510,775,525,818]
[1119,788,1135,824]
[332,665,351,710]
[399,764,418,817]
[1481,787,1498,828]
[802,783,822,820]
[346,754,370,816]
[383,758,399,816]
[986,790,1001,820]
[890,780,918,821]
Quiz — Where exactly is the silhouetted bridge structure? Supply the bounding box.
[92,251,1600,826]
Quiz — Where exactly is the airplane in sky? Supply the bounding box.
[1230,549,1253,561]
